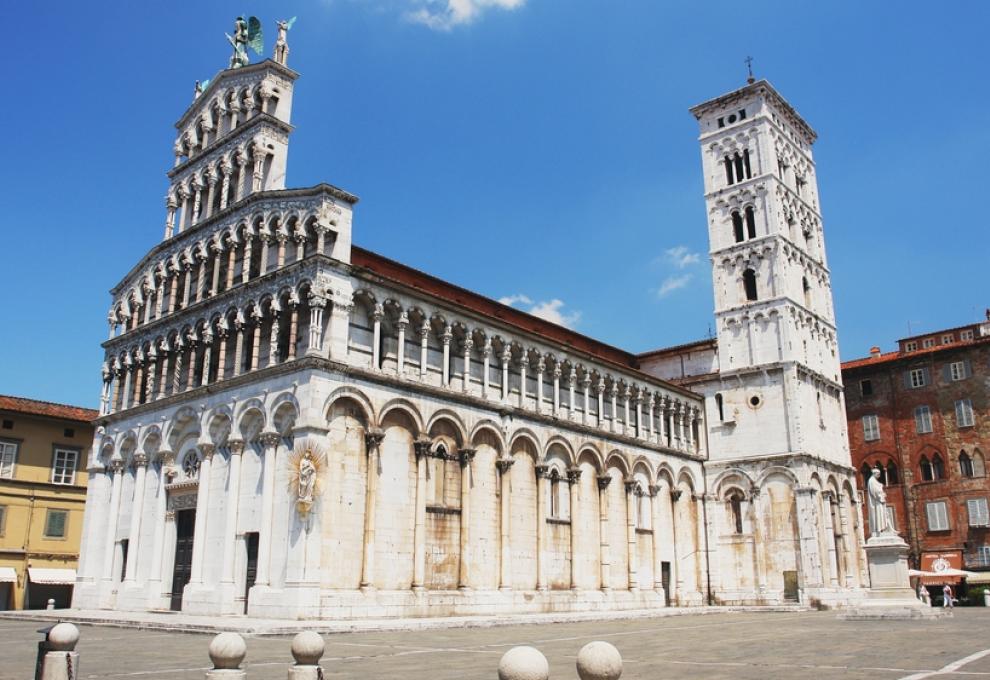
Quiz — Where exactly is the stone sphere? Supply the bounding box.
[576,641,622,680]
[291,631,325,665]
[47,623,79,651]
[497,646,549,680]
[208,632,247,669]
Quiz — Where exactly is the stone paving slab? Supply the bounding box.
[2,609,989,680]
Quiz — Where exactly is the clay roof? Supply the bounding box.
[0,395,98,423]
[842,334,990,371]
[637,338,717,360]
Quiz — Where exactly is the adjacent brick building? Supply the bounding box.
[842,314,990,591]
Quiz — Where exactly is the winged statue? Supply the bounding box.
[274,17,297,65]
[226,16,264,69]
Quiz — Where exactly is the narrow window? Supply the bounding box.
[0,441,17,479]
[732,211,744,243]
[932,454,945,480]
[968,498,990,527]
[955,399,975,427]
[743,269,758,301]
[724,157,735,185]
[908,368,926,388]
[550,470,560,518]
[738,108,747,120]
[926,500,949,531]
[920,456,934,482]
[743,149,752,178]
[860,379,873,397]
[734,153,745,182]
[51,449,78,485]
[717,117,725,128]
[44,509,68,538]
[949,361,966,381]
[715,393,724,421]
[802,276,811,308]
[915,406,932,434]
[960,452,974,478]
[745,206,756,239]
[886,461,899,485]
[120,538,129,580]
[728,493,744,534]
[862,414,880,442]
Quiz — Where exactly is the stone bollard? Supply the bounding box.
[984,590,990,608]
[46,598,56,610]
[39,622,80,680]
[206,632,247,680]
[497,646,549,680]
[288,631,326,680]
[576,641,623,680]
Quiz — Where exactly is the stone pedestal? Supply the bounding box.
[838,534,948,620]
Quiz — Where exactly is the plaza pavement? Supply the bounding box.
[1,608,988,679]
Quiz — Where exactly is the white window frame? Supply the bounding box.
[926,500,949,531]
[905,341,918,352]
[0,441,17,479]
[941,334,954,345]
[909,368,926,389]
[922,338,936,349]
[915,406,932,434]
[967,498,989,527]
[979,545,990,567]
[961,329,975,342]
[949,361,966,381]
[956,399,975,428]
[862,414,880,442]
[51,448,78,485]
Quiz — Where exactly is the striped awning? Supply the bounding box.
[27,568,76,585]
[0,567,16,583]
[967,571,990,584]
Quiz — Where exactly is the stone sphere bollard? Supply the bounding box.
[47,623,80,651]
[288,631,326,680]
[47,598,56,610]
[497,646,549,680]
[576,641,622,680]
[206,632,247,679]
[39,623,80,680]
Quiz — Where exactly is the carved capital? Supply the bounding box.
[670,489,683,502]
[110,459,125,474]
[648,484,660,497]
[227,437,245,456]
[459,448,477,467]
[597,474,612,491]
[495,457,515,473]
[624,478,638,494]
[132,453,149,468]
[413,438,432,459]
[567,467,582,484]
[364,428,385,451]
[259,431,281,449]
[164,510,176,522]
[199,443,216,460]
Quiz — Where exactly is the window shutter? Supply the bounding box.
[955,401,964,423]
[903,371,913,389]
[968,498,989,526]
[926,503,937,530]
[922,367,930,386]
[942,364,951,382]
[964,360,973,378]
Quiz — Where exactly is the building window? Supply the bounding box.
[933,454,945,480]
[0,441,16,479]
[926,501,949,531]
[908,368,926,389]
[860,379,873,397]
[732,211,744,243]
[862,414,880,442]
[43,509,68,538]
[949,361,967,381]
[920,454,945,482]
[915,406,933,434]
[549,469,561,519]
[955,399,975,428]
[978,545,990,567]
[922,338,936,349]
[728,492,744,534]
[960,451,975,478]
[904,341,918,352]
[745,206,757,239]
[961,329,975,341]
[714,393,725,421]
[886,461,899,485]
[967,498,989,527]
[51,449,78,485]
[742,269,758,301]
[941,334,954,345]
[0,505,6,536]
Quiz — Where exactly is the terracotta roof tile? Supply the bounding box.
[0,395,98,423]
[841,334,990,371]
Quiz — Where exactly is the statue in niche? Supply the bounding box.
[287,442,326,518]
[227,16,264,69]
[867,467,894,537]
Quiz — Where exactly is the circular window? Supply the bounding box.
[749,395,762,408]
[727,114,737,124]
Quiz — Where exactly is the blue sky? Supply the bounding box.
[2,1,988,408]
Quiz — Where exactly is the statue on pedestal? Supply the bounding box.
[227,16,264,69]
[867,468,894,538]
[274,17,297,66]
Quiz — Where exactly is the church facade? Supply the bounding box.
[73,33,866,619]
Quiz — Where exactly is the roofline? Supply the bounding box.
[689,78,817,144]
[637,337,717,359]
[0,395,99,423]
[174,59,300,130]
[895,320,988,344]
[841,335,990,371]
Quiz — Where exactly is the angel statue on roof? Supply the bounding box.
[227,16,264,69]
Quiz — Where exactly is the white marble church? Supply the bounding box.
[73,24,867,619]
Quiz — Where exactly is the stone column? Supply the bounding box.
[225,242,237,291]
[419,321,430,378]
[210,243,223,296]
[276,230,288,268]
[582,376,591,425]
[294,232,306,262]
[552,366,561,416]
[168,269,179,313]
[749,489,768,592]
[268,305,281,365]
[200,331,213,386]
[412,439,430,591]
[195,255,207,302]
[609,385,618,433]
[396,313,408,377]
[699,494,716,601]
[219,160,232,211]
[221,439,245,586]
[501,348,511,402]
[658,398,668,446]
[147,452,173,602]
[462,337,473,393]
[535,358,545,414]
[633,394,642,439]
[597,378,606,429]
[145,349,158,403]
[568,368,577,421]
[189,444,215,585]
[216,326,229,381]
[624,480,639,591]
[822,493,840,587]
[836,493,854,588]
[287,301,299,361]
[371,304,383,370]
[258,231,271,276]
[458,448,476,589]
[255,432,281,587]
[359,430,385,591]
[185,333,198,390]
[249,310,262,372]
[685,408,695,452]
[164,195,177,239]
[482,339,492,398]
[123,454,149,583]
[649,485,664,597]
[622,387,631,436]
[670,488,683,601]
[100,461,124,582]
[535,463,549,591]
[120,357,133,411]
[519,356,528,408]
[171,339,184,395]
[496,457,514,590]
[795,487,822,589]
[241,233,254,284]
[441,326,452,385]
[307,295,326,355]
[647,395,656,442]
[176,189,188,233]
[233,318,245,377]
[180,261,193,309]
[568,467,582,590]
[597,474,611,590]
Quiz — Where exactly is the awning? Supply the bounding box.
[921,575,963,586]
[967,571,990,584]
[27,568,76,585]
[0,567,16,583]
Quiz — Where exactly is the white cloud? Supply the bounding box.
[406,0,526,30]
[663,245,700,269]
[500,294,581,328]
[657,274,692,298]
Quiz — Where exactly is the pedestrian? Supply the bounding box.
[943,583,954,608]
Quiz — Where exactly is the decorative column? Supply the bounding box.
[696,493,713,601]
[685,407,696,452]
[552,366,561,416]
[597,378,606,429]
[255,432,281,587]
[634,393,643,439]
[458,448,476,589]
[396,312,408,377]
[568,367,577,421]
[205,170,217,220]
[371,304,383,369]
[535,463,549,591]
[314,224,329,255]
[185,332,198,390]
[568,467,582,590]
[131,352,144,406]
[535,358,545,414]
[225,237,237,291]
[360,430,385,591]
[286,297,299,361]
[624,480,639,591]
[209,242,223,297]
[276,229,288,268]
[519,355,528,408]
[164,195,177,239]
[749,488,768,592]
[419,321,430,378]
[100,460,125,582]
[180,260,193,309]
[220,439,245,587]
[171,338,184,395]
[462,337,473,393]
[216,323,229,381]
[195,251,207,302]
[294,230,307,262]
[496,457,515,590]
[441,326,452,385]
[232,314,245,377]
[822,492,840,587]
[647,394,656,442]
[176,188,189,233]
[412,438,430,591]
[189,444,215,585]
[241,232,254,284]
[251,141,265,193]
[258,230,271,276]
[200,330,213,386]
[191,179,203,226]
[123,453,149,584]
[99,363,111,415]
[307,294,326,355]
[622,386,631,436]
[167,267,179,313]
[836,493,854,588]
[481,338,492,398]
[649,485,665,597]
[582,375,591,425]
[147,452,174,601]
[609,385,618,433]
[268,302,281,365]
[234,153,247,202]
[658,397,668,446]
[145,348,158,402]
[219,159,232,211]
[597,474,611,590]
[501,347,511,402]
[155,276,166,319]
[120,355,133,411]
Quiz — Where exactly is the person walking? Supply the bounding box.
[943,583,954,608]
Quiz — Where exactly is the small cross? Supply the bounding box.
[745,56,755,83]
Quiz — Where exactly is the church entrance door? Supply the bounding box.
[782,570,799,601]
[661,562,671,606]
[243,532,259,614]
[170,509,196,611]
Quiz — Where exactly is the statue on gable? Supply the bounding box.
[227,16,264,69]
[274,17,297,66]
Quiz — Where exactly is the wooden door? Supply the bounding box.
[170,509,196,611]
[243,532,259,614]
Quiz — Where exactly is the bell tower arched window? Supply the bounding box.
[743,269,758,301]
[745,206,756,239]
[732,211,744,243]
[727,492,744,534]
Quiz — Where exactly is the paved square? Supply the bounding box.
[2,610,988,680]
